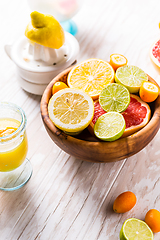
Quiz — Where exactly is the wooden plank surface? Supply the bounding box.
[1,0,160,239]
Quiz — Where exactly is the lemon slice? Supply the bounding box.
[115,65,148,93]
[94,112,126,141]
[99,83,130,112]
[48,88,94,135]
[120,218,154,240]
[67,58,115,100]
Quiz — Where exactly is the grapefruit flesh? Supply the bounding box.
[92,100,106,124]
[88,94,151,138]
[150,39,160,67]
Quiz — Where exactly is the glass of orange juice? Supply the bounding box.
[0,102,32,191]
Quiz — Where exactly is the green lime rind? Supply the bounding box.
[99,83,130,113]
[115,65,148,93]
[119,218,154,240]
[94,112,126,141]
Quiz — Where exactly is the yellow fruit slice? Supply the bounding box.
[109,53,128,71]
[67,58,115,100]
[48,88,94,135]
[25,11,65,49]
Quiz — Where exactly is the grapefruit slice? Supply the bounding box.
[150,39,160,68]
[88,94,151,138]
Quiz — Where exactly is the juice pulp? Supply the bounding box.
[0,118,28,172]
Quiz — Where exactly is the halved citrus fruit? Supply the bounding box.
[99,83,130,112]
[88,94,151,138]
[150,39,160,68]
[122,94,151,137]
[139,81,160,103]
[109,53,128,71]
[120,218,153,240]
[115,65,148,93]
[48,88,94,135]
[67,58,115,100]
[94,112,126,141]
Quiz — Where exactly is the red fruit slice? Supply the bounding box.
[88,94,151,138]
[150,39,160,67]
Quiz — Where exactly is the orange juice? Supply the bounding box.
[0,118,28,172]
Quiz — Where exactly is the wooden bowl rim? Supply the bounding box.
[40,67,160,148]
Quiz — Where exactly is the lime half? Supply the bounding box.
[115,65,148,93]
[99,83,130,112]
[120,218,154,240]
[94,112,126,141]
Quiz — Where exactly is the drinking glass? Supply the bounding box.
[0,102,32,191]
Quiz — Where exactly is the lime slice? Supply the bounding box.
[120,218,154,240]
[94,112,126,141]
[115,65,148,93]
[99,83,130,112]
[48,88,94,135]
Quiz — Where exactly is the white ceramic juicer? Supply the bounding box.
[5,31,79,95]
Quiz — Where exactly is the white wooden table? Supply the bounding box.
[1,0,160,239]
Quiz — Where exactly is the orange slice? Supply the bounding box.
[109,53,128,71]
[67,58,115,100]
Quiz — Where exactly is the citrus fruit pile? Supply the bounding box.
[48,55,159,139]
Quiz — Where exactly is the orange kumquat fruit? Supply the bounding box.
[109,53,128,71]
[52,81,68,95]
[145,209,160,233]
[113,191,137,213]
[139,81,159,103]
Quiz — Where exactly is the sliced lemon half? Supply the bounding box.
[48,88,94,135]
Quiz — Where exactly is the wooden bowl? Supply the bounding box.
[40,67,160,163]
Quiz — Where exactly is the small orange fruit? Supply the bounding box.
[109,53,128,71]
[113,191,137,213]
[52,81,68,95]
[139,81,159,103]
[145,209,160,233]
